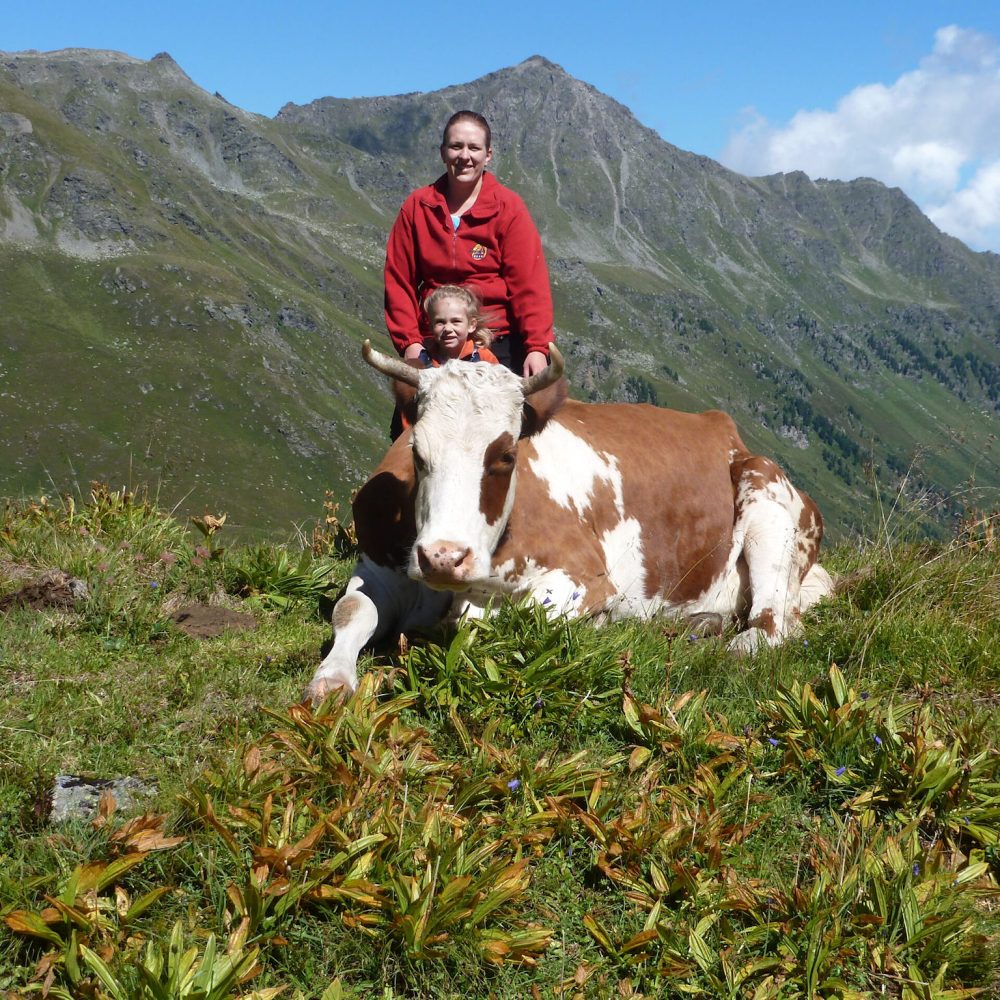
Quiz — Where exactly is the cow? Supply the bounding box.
[303,341,833,702]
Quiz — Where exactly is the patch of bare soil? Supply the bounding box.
[170,603,257,639]
[0,559,35,585]
[0,569,88,612]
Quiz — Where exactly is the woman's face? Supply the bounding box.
[440,121,492,188]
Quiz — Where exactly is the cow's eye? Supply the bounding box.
[489,451,516,475]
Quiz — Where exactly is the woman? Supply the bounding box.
[384,111,554,380]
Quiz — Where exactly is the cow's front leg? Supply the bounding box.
[304,570,383,703]
[303,556,454,704]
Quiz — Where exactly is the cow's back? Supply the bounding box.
[497,400,746,607]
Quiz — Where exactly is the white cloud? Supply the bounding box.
[721,26,1000,251]
[926,160,1000,249]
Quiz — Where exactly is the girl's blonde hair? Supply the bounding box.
[423,285,493,347]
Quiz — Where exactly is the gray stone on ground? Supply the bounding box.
[50,774,157,823]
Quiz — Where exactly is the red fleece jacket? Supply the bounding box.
[384,172,554,357]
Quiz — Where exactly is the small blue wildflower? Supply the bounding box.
[542,596,552,606]
[912,862,921,877]
[802,640,809,647]
[768,737,779,747]
[571,591,581,601]
[149,581,159,589]
[860,692,870,701]
[567,844,574,858]
[835,766,846,777]
[507,778,521,791]
[874,735,883,747]
[688,634,699,642]
[534,695,544,709]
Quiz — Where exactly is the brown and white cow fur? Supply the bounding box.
[304,342,833,702]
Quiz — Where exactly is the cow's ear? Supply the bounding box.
[391,358,424,425]
[521,378,568,438]
[393,379,419,427]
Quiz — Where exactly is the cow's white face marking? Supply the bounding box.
[407,362,525,584]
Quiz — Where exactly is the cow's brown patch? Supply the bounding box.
[797,490,824,577]
[624,407,743,602]
[748,608,777,636]
[731,453,784,493]
[353,430,418,568]
[332,594,364,629]
[480,432,517,526]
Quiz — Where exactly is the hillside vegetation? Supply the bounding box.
[2,50,1000,536]
[1,486,998,997]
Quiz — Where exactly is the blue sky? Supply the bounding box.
[7,1,1000,250]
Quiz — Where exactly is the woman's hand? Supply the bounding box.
[523,351,549,377]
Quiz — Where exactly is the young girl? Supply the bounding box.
[419,285,499,367]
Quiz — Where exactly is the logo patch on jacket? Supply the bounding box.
[470,243,488,260]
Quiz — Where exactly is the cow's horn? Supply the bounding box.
[361,339,422,388]
[521,344,564,397]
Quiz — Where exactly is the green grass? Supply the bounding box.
[1,488,998,998]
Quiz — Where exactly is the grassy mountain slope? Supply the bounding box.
[2,50,999,537]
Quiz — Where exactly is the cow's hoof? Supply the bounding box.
[303,676,354,706]
[727,627,769,657]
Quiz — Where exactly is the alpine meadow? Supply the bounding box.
[1,48,1000,998]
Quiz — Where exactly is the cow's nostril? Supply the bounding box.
[415,541,475,583]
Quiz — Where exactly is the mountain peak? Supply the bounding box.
[515,55,566,72]
[149,51,195,83]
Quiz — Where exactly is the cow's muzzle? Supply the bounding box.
[413,540,476,588]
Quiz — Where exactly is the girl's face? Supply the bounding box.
[429,297,476,356]
[440,121,492,188]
